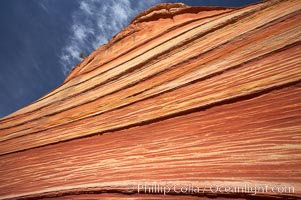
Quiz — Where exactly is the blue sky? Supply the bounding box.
[0,0,260,118]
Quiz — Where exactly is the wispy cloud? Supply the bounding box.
[38,0,50,13]
[60,0,162,76]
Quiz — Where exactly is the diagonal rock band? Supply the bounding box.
[0,0,300,199]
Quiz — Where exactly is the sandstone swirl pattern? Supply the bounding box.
[0,0,300,199]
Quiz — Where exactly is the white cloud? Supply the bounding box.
[79,1,93,15]
[59,0,162,76]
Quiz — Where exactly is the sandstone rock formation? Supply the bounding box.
[0,0,300,199]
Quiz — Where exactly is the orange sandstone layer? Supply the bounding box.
[0,0,301,199]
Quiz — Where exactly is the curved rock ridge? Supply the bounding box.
[131,3,189,24]
[64,3,234,82]
[130,3,231,24]
[0,0,301,199]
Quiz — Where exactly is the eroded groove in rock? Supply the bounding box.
[0,0,300,199]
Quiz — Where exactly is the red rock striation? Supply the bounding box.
[0,0,300,199]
